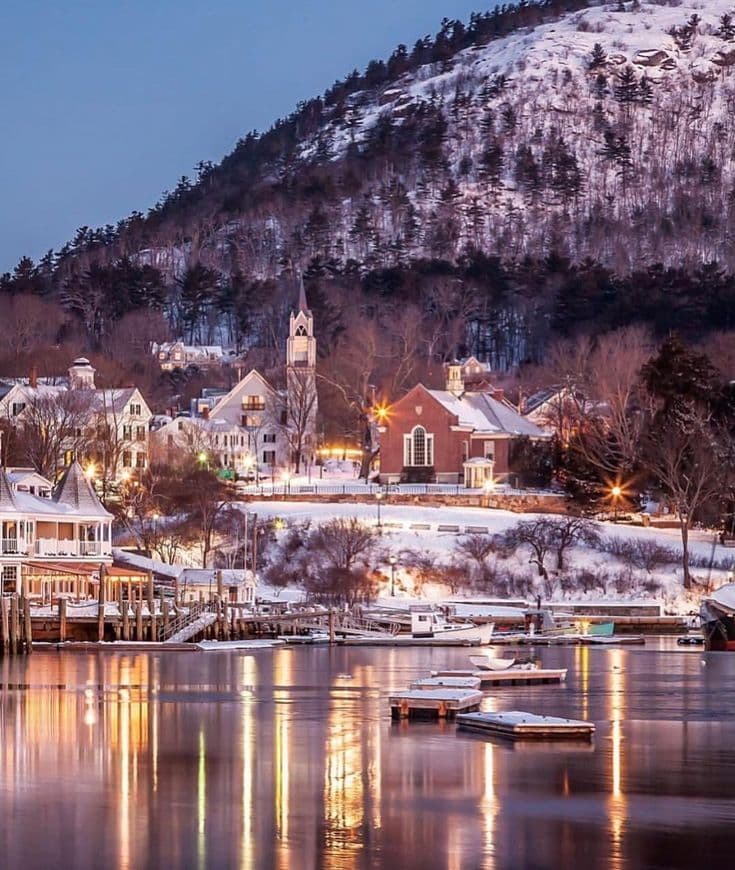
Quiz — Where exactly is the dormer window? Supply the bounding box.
[242,396,265,411]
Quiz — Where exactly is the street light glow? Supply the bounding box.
[84,463,96,480]
[611,485,622,498]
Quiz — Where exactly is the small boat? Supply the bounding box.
[281,630,331,645]
[586,621,615,637]
[469,655,516,671]
[410,607,494,644]
[700,584,735,650]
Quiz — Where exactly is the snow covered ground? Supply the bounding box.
[246,500,735,613]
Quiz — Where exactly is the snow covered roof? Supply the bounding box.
[180,568,256,587]
[0,470,19,509]
[112,548,183,580]
[53,462,112,518]
[427,389,547,438]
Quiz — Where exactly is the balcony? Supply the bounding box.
[34,539,107,558]
[1,538,29,555]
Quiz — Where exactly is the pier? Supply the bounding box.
[431,667,567,686]
[389,689,483,719]
[0,595,33,656]
[457,711,595,740]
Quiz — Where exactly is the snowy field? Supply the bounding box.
[245,500,735,613]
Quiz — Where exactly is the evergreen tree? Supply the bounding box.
[638,75,653,106]
[718,13,735,40]
[479,139,504,189]
[614,66,639,104]
[588,43,607,70]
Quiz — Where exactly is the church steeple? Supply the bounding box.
[285,273,318,472]
[287,276,316,369]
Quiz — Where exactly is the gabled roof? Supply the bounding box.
[427,389,548,438]
[53,461,111,518]
[0,469,19,509]
[209,369,276,419]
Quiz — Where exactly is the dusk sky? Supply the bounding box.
[0,0,485,272]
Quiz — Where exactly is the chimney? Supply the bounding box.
[445,361,464,398]
[29,365,38,389]
[202,406,210,420]
[492,388,505,403]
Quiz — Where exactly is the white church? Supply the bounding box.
[152,279,318,478]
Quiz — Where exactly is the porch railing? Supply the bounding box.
[0,539,28,555]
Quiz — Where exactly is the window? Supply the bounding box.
[177,421,184,431]
[129,403,142,416]
[122,451,132,468]
[136,426,146,442]
[483,441,495,460]
[242,415,259,428]
[242,395,265,411]
[263,450,276,465]
[11,402,26,416]
[263,433,276,444]
[403,425,434,466]
[295,325,307,336]
[2,565,17,594]
[123,425,133,441]
[136,453,146,469]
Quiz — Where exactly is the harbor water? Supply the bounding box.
[1,640,734,869]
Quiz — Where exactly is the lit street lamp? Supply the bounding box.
[611,484,622,522]
[389,554,398,597]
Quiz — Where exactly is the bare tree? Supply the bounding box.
[281,367,317,474]
[18,390,95,478]
[551,516,601,570]
[501,518,556,578]
[642,420,725,588]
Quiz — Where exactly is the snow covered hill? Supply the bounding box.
[121,1,735,282]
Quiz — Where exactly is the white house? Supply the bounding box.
[0,461,113,597]
[151,279,318,477]
[0,358,153,480]
[152,341,226,371]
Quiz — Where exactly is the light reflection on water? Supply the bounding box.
[2,642,735,869]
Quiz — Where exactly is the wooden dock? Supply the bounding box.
[344,636,481,647]
[431,667,567,686]
[457,710,595,739]
[491,633,644,646]
[389,689,483,719]
[410,676,482,690]
[1,594,33,656]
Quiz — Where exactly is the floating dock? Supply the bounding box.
[491,633,644,646]
[431,667,567,686]
[457,710,595,739]
[343,636,481,647]
[389,689,483,719]
[410,676,482,690]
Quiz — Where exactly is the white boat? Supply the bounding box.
[410,608,494,644]
[281,630,331,645]
[469,655,516,671]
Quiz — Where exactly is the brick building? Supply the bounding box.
[378,363,548,487]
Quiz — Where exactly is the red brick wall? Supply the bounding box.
[380,385,467,477]
[469,438,510,474]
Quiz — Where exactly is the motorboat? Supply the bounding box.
[700,584,735,650]
[469,655,516,671]
[410,607,494,644]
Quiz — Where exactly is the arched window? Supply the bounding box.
[404,425,434,466]
[295,324,307,336]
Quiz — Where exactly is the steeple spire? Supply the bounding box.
[298,273,309,313]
